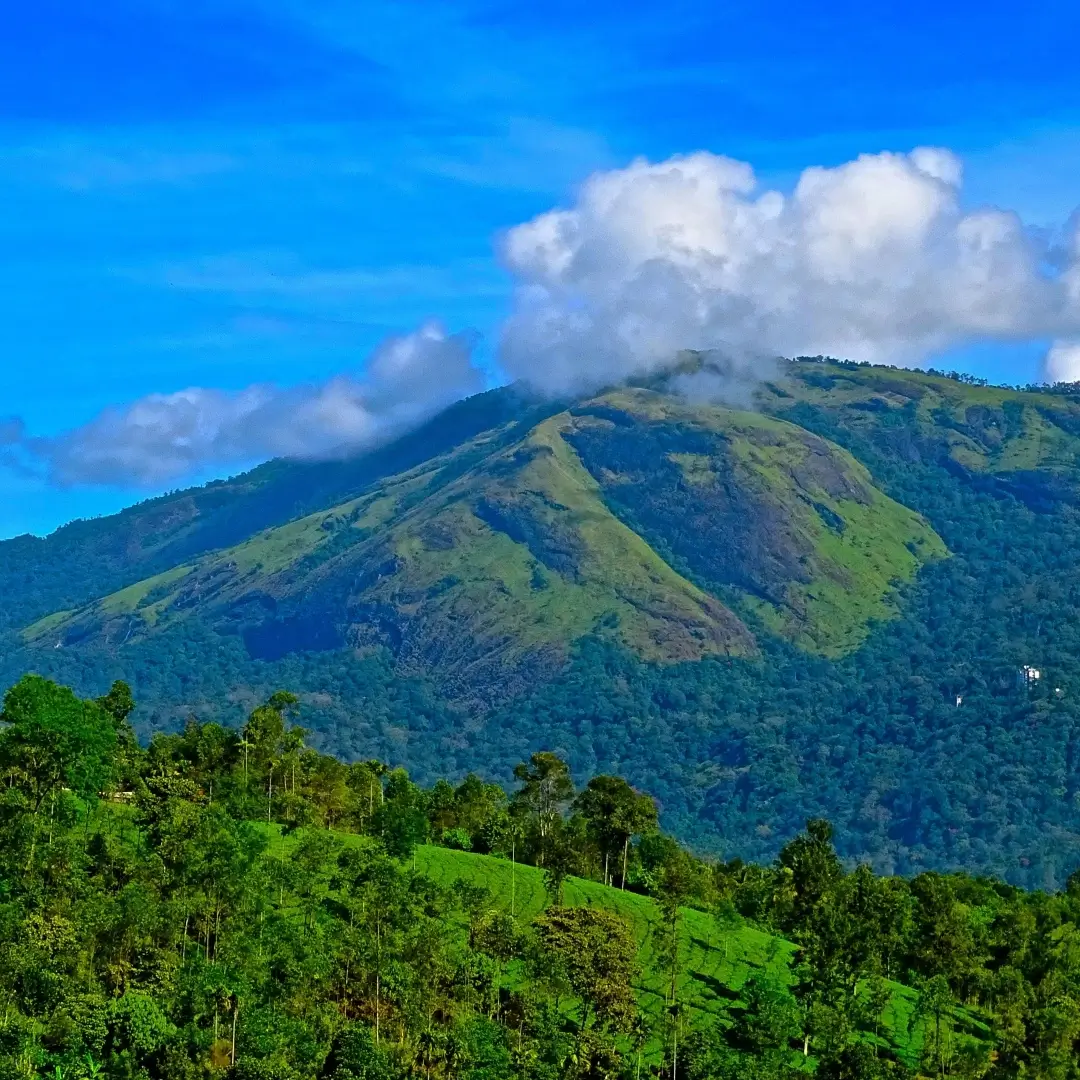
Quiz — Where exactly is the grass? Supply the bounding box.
[345,410,754,666]
[21,607,75,643]
[20,372,993,667]
[603,387,947,657]
[142,811,992,1070]
[23,403,754,668]
[776,359,1080,480]
[725,418,947,655]
[414,846,795,1024]
[401,844,993,1067]
[22,565,196,640]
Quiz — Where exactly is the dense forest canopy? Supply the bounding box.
[5,361,1080,887]
[5,675,1080,1079]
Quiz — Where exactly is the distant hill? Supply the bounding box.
[7,359,1080,886]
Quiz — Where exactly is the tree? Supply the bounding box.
[319,1024,394,1080]
[347,761,386,829]
[776,819,843,932]
[96,681,136,726]
[1,675,119,809]
[653,849,697,997]
[0,675,119,874]
[241,691,301,822]
[372,767,428,860]
[817,1042,910,1080]
[542,834,578,906]
[533,907,638,1035]
[472,910,521,1020]
[511,752,574,865]
[652,848,697,1077]
[452,773,508,849]
[915,975,956,1079]
[729,974,800,1055]
[372,802,428,860]
[573,775,657,887]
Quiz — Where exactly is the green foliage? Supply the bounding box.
[12,361,1080,894]
[533,906,639,1033]
[0,674,118,802]
[320,1026,395,1080]
[9,670,1075,1080]
[573,775,657,888]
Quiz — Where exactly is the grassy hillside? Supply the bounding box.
[19,384,943,695]
[565,388,945,655]
[408,844,990,1068]
[414,845,797,1025]
[260,830,988,1069]
[0,387,547,631]
[766,361,1080,496]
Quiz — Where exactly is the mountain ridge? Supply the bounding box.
[18,383,946,699]
[8,358,1080,885]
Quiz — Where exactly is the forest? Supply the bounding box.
[4,674,1080,1079]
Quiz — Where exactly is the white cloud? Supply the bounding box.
[7,321,481,487]
[8,145,1080,492]
[498,149,1080,393]
[1045,341,1080,383]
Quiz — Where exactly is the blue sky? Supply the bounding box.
[2,0,1080,537]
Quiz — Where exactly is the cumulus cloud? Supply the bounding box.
[1045,341,1080,383]
[9,146,1080,492]
[4,321,481,487]
[498,149,1080,394]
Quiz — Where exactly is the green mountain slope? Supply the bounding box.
[19,387,942,702]
[564,388,945,656]
[766,362,1080,501]
[0,387,548,631]
[9,360,1080,885]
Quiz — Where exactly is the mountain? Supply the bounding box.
[19,386,944,695]
[0,387,549,634]
[7,359,1080,885]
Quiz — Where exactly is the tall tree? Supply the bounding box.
[0,675,119,875]
[511,752,574,866]
[573,775,657,887]
[533,906,639,1037]
[776,818,844,932]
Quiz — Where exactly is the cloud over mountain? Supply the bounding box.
[2,321,480,486]
[499,149,1080,395]
[5,146,1080,490]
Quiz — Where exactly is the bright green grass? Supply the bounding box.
[356,413,751,665]
[405,845,996,1067]
[414,845,794,1025]
[726,424,946,656]
[779,360,1080,480]
[613,387,946,657]
[18,378,953,665]
[242,825,996,1068]
[21,607,74,642]
[21,405,752,666]
[22,564,195,639]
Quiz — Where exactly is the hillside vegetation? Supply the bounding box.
[6,361,1080,884]
[20,386,944,692]
[0,677,1051,1079]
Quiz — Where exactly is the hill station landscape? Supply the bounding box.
[10,355,1080,1078]
[8,0,1080,1074]
[6,356,1080,883]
